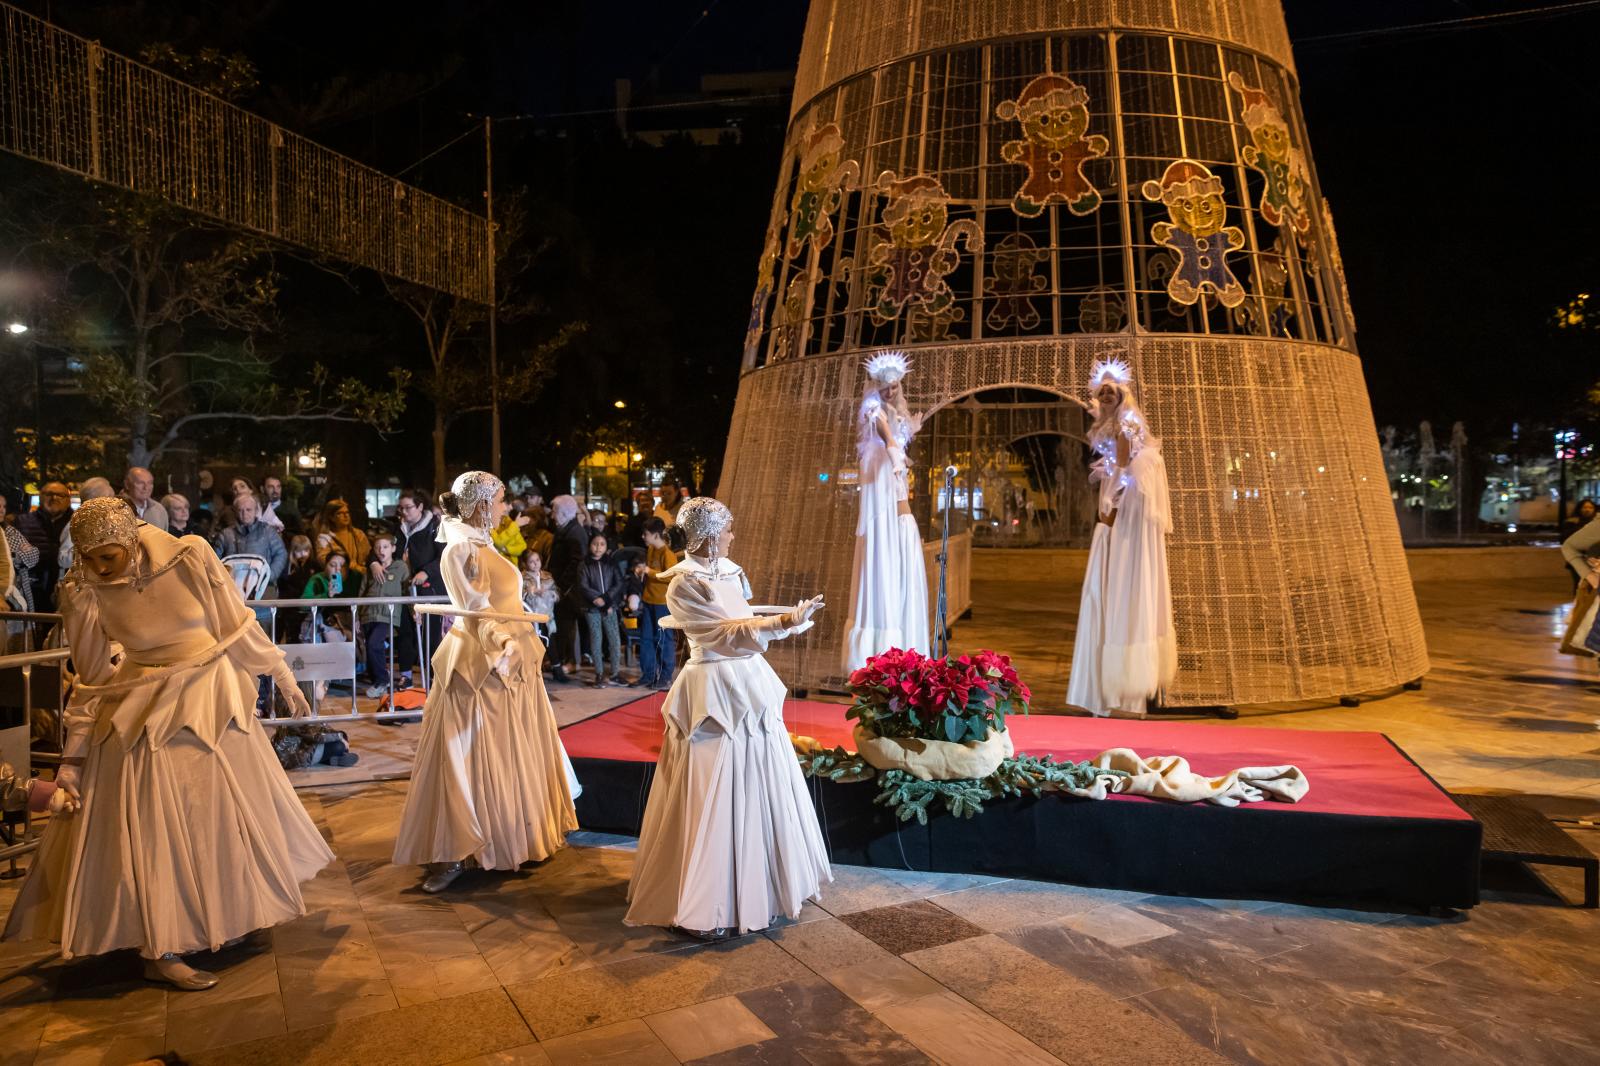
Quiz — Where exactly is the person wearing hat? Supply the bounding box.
[2,498,332,990]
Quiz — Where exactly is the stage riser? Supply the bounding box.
[571,757,1481,912]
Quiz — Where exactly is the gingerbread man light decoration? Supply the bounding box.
[1141,159,1246,308]
[867,172,981,326]
[744,227,782,363]
[786,123,858,260]
[985,232,1049,331]
[996,73,1108,218]
[1227,72,1310,237]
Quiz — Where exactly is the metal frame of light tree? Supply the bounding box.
[721,2,1426,705]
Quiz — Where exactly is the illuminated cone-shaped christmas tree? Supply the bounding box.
[721,0,1426,703]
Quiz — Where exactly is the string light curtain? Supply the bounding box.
[0,2,491,303]
[724,0,1428,705]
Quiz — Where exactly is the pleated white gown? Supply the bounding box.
[1067,415,1177,717]
[393,521,579,870]
[3,528,333,959]
[626,557,831,934]
[843,396,930,671]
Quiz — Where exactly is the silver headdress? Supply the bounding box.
[70,497,138,555]
[449,470,503,526]
[1088,354,1133,390]
[677,497,733,564]
[863,349,911,385]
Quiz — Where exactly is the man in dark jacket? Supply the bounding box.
[17,481,72,608]
[546,494,588,683]
[395,489,445,684]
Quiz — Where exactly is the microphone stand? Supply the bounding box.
[935,465,955,658]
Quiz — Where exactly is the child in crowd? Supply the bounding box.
[632,517,680,689]
[577,531,624,687]
[520,548,559,630]
[275,535,316,645]
[360,533,410,698]
[302,551,351,642]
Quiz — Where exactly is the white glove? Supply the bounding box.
[54,764,82,812]
[274,668,311,718]
[783,595,825,629]
[494,642,521,681]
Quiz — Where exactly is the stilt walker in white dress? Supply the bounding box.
[1066,355,1177,717]
[393,472,580,893]
[843,350,931,671]
[3,499,334,990]
[626,497,831,937]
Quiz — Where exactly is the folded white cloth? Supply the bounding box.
[1067,748,1308,807]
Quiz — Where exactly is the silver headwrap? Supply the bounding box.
[450,470,503,526]
[70,497,139,555]
[677,497,733,563]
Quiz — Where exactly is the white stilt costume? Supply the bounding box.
[627,497,831,936]
[1067,355,1177,717]
[4,499,333,986]
[843,350,931,671]
[393,471,579,890]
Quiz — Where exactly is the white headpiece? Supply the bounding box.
[864,350,911,385]
[449,470,503,525]
[677,497,733,562]
[1088,354,1133,390]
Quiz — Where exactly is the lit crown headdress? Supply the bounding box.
[864,349,911,385]
[1088,354,1133,390]
[450,470,504,523]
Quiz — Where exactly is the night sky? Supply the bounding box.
[24,0,1598,456]
[505,0,1600,441]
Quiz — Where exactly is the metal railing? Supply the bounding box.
[252,593,449,725]
[0,614,70,873]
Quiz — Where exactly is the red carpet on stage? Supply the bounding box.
[562,696,1481,909]
[560,695,1472,824]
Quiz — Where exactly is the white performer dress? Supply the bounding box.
[626,556,832,934]
[4,526,334,959]
[843,393,931,671]
[393,518,579,870]
[1067,407,1177,716]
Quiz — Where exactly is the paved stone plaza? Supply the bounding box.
[2,575,1597,1065]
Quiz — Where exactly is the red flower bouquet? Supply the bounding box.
[846,648,1032,745]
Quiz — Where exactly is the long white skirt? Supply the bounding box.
[843,488,931,670]
[393,662,579,870]
[626,656,831,934]
[5,718,334,959]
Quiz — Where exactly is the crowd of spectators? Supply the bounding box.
[2,468,692,695]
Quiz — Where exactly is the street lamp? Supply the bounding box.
[613,399,626,409]
[7,322,28,335]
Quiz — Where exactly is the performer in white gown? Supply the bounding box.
[1066,355,1177,717]
[843,350,931,671]
[3,498,333,990]
[392,472,580,893]
[626,497,831,937]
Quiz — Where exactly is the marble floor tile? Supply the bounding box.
[541,1019,678,1066]
[446,1043,554,1066]
[644,994,778,1061]
[921,878,1144,934]
[385,952,501,1005]
[819,955,945,1012]
[814,865,946,917]
[1000,921,1174,1001]
[904,934,1228,1066]
[837,899,987,957]
[191,988,534,1066]
[164,946,282,1013]
[763,916,893,972]
[39,978,166,1044]
[32,1029,168,1066]
[278,974,399,1031]
[734,976,930,1065]
[164,991,288,1056]
[1056,903,1178,948]
[875,990,1065,1066]
[507,935,812,1040]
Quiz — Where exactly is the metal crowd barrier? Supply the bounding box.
[0,611,70,873]
[252,593,448,725]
